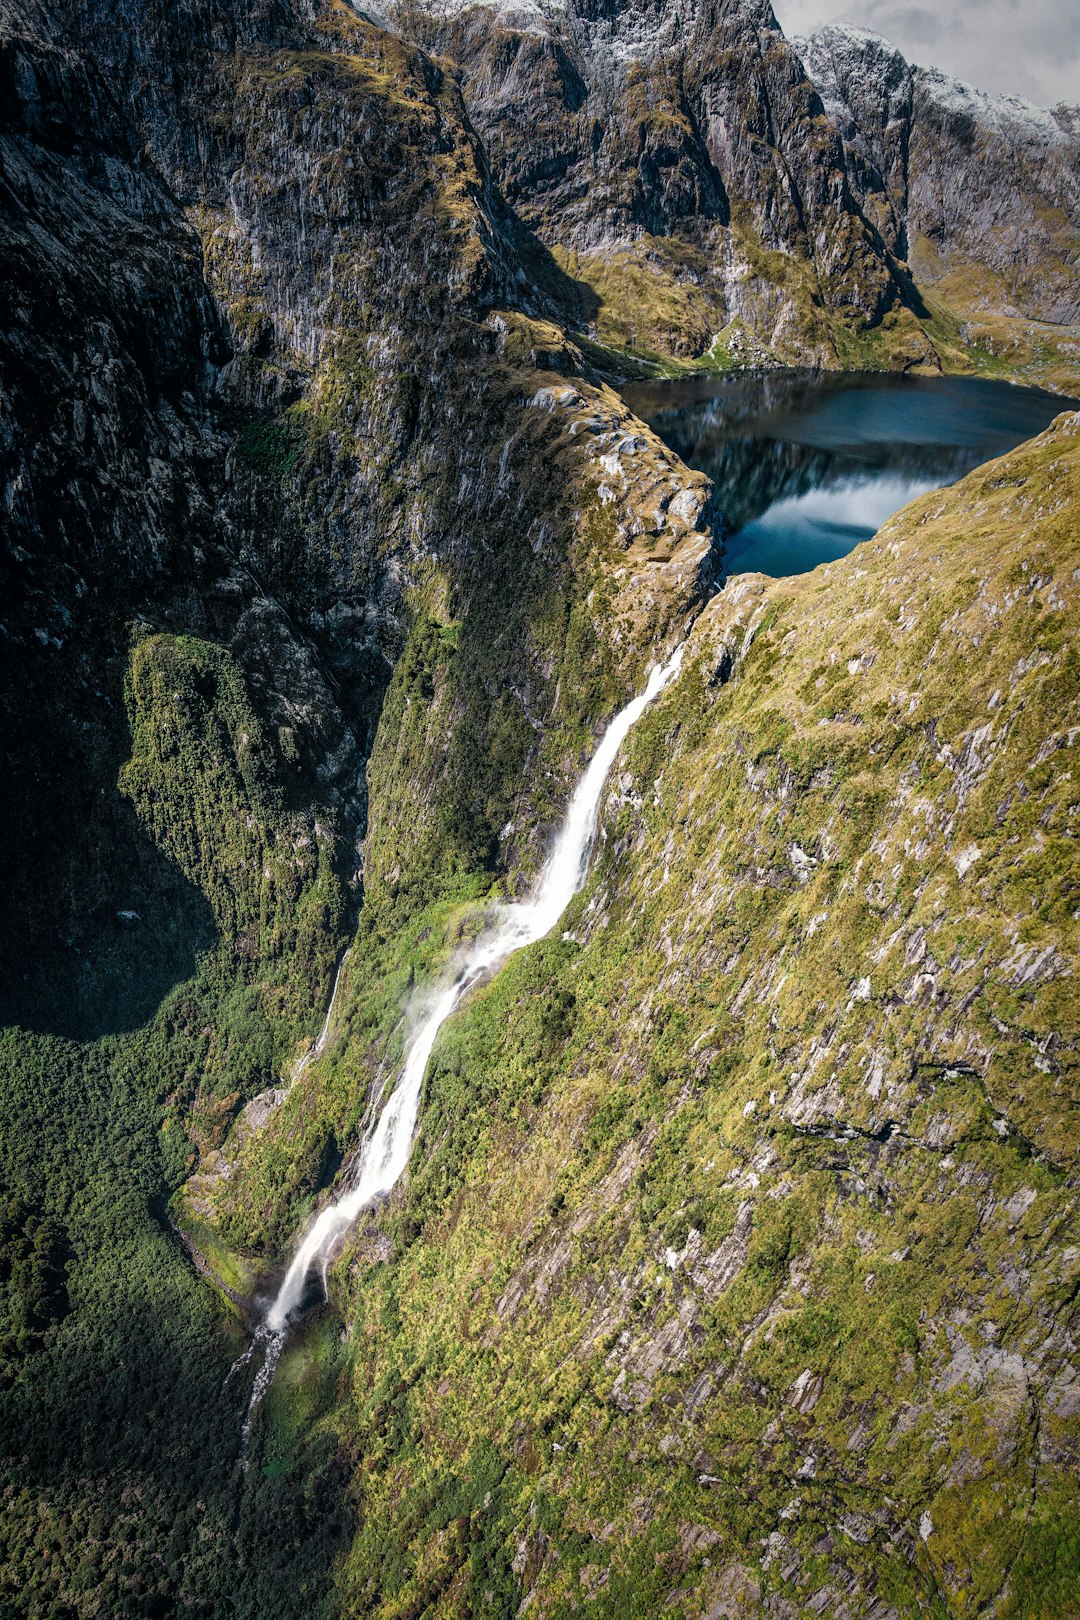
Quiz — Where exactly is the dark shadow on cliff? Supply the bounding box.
[0,646,217,1043]
[501,203,602,335]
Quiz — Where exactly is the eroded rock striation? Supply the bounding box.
[793,28,1080,388]
[799,25,1080,332]
[315,413,1080,1618]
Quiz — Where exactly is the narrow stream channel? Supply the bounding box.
[235,644,686,1436]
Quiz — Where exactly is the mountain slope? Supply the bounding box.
[796,26,1080,392]
[259,411,1080,1619]
[389,0,1080,384]
[0,0,717,1608]
[395,0,930,368]
[1,0,1078,1614]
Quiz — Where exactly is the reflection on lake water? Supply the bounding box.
[623,371,1075,578]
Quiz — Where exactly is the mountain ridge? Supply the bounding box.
[0,0,1078,1613]
[376,0,1080,383]
[797,22,1080,335]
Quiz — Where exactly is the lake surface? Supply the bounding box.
[623,371,1075,578]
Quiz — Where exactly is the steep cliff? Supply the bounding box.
[392,0,934,368]
[798,26,1080,392]
[288,412,1080,1619]
[382,2,1080,385]
[1,0,720,1042]
[0,0,719,1608]
[1,0,1078,1614]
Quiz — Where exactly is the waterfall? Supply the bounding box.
[291,946,351,1084]
[262,643,685,1336]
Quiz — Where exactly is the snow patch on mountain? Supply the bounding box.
[918,65,1077,149]
[800,22,1077,150]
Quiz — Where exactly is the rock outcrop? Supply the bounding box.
[384,1,1080,379]
[799,25,1080,324]
[0,0,721,1031]
[1,0,1078,1614]
[323,412,1080,1619]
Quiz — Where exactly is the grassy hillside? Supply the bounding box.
[0,12,720,1608]
[237,411,1080,1619]
[3,0,1077,1608]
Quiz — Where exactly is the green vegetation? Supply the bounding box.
[4,0,1077,1609]
[0,629,351,1615]
[552,236,730,366]
[235,417,304,479]
[552,221,1080,393]
[555,222,945,380]
[208,413,1080,1617]
[1,13,713,1605]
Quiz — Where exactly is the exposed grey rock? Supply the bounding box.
[394,0,914,357]
[797,24,1080,325]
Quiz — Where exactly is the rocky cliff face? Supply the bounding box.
[1,0,721,1607]
[1,0,1078,1613]
[393,0,931,366]
[308,412,1080,1619]
[1,0,720,1033]
[0,9,242,1035]
[798,26,1080,323]
[797,26,1080,386]
[386,1,1080,381]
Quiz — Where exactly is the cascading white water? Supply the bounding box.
[263,643,685,1336]
[292,947,351,1084]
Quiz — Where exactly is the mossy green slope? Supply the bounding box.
[248,413,1080,1618]
[121,631,348,1134]
[4,0,1078,1610]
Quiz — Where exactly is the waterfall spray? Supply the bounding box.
[242,644,684,1407]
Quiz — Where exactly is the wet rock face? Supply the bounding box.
[0,18,230,1027]
[799,24,1080,325]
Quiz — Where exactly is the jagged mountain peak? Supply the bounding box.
[917,63,1079,141]
[392,0,784,61]
[797,17,1080,331]
[792,22,910,94]
[800,19,1079,133]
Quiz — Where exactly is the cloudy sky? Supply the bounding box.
[770,0,1080,107]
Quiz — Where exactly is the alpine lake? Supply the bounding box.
[624,370,1077,578]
